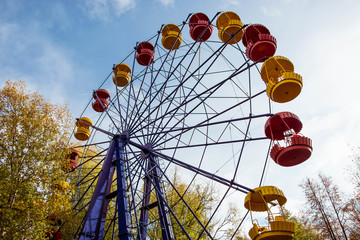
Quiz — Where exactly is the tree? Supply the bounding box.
[345,151,360,239]
[318,174,348,239]
[147,170,248,239]
[348,149,360,190]
[283,208,322,240]
[0,80,73,239]
[345,197,360,239]
[299,150,360,240]
[300,174,349,239]
[61,145,105,239]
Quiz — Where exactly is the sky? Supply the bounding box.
[2,0,360,227]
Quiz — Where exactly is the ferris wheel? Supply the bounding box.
[60,11,312,240]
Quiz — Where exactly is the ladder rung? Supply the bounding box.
[140,201,158,211]
[106,190,117,199]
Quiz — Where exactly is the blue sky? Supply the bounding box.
[2,0,360,220]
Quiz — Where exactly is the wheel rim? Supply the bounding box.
[67,12,284,240]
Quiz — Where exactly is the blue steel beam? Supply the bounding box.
[138,161,152,240]
[115,137,131,239]
[149,154,174,240]
[79,141,116,239]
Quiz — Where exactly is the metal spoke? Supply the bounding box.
[69,11,276,239]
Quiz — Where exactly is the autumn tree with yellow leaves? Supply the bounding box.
[146,170,248,239]
[0,80,73,239]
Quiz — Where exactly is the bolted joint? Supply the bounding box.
[141,143,153,158]
[120,131,129,145]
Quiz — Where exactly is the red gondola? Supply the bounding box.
[242,24,277,62]
[189,13,213,42]
[63,148,79,172]
[92,89,110,112]
[66,148,79,160]
[136,41,155,66]
[270,135,313,167]
[265,112,302,140]
[265,112,312,166]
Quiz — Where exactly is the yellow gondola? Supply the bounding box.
[74,117,92,141]
[113,63,131,87]
[245,186,295,240]
[216,11,244,44]
[161,24,182,50]
[261,56,302,103]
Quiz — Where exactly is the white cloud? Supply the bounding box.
[0,19,84,107]
[219,0,240,9]
[156,0,175,7]
[0,23,18,55]
[48,2,72,30]
[82,0,135,21]
[112,0,136,15]
[225,0,240,5]
[261,6,282,17]
[83,0,111,20]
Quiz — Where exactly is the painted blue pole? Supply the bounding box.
[137,152,174,240]
[149,154,174,240]
[79,141,116,239]
[138,160,152,239]
[115,136,131,239]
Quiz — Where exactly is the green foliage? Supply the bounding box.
[146,172,215,239]
[146,170,248,239]
[0,80,73,239]
[61,145,105,238]
[283,208,322,239]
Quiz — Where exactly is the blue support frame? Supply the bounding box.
[138,167,152,239]
[115,136,131,239]
[149,155,173,240]
[79,141,116,239]
[79,136,174,239]
[138,154,174,240]
[79,137,131,240]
